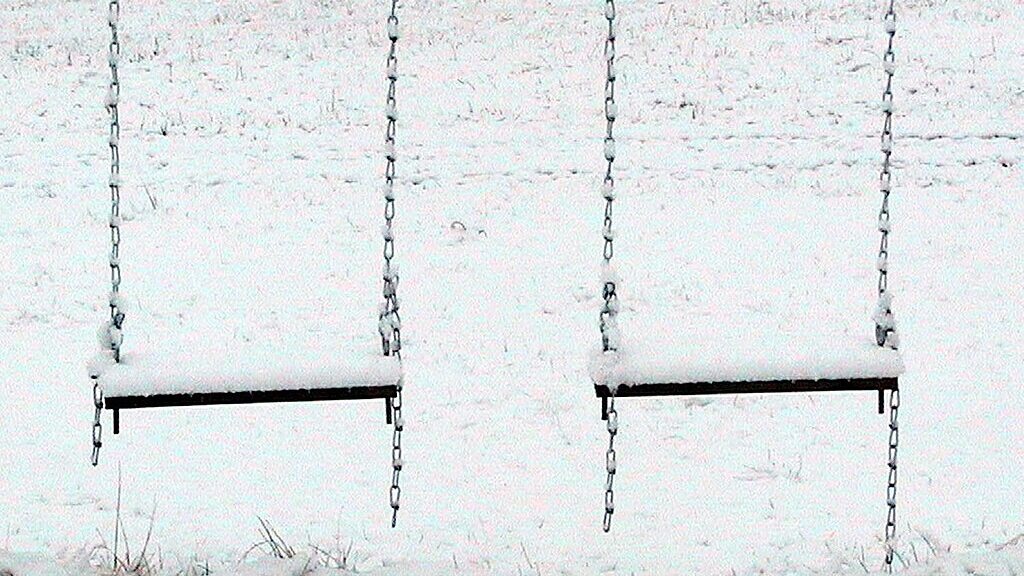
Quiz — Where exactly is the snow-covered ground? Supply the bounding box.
[1,0,1022,573]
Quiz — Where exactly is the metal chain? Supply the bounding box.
[389,380,404,528]
[599,0,621,533]
[874,0,898,349]
[599,0,620,355]
[884,388,900,571]
[377,0,403,529]
[875,3,901,568]
[106,0,125,360]
[603,393,618,532]
[379,2,400,362]
[94,0,125,467]
[91,380,104,466]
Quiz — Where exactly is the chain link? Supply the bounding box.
[875,0,898,349]
[377,0,404,529]
[884,388,900,571]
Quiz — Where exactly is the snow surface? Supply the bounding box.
[95,344,401,397]
[2,0,1023,573]
[0,552,74,576]
[6,544,1024,576]
[590,323,903,388]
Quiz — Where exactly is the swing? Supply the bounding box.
[87,0,406,526]
[591,0,904,569]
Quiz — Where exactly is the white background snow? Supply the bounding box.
[1,0,1022,573]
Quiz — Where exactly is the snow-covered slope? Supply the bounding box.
[1,0,1022,573]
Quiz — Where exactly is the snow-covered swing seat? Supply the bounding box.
[590,327,902,411]
[88,0,408,525]
[592,0,906,568]
[96,349,403,432]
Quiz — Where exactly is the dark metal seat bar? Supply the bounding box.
[595,377,898,418]
[104,384,399,434]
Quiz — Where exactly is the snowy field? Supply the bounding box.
[2,0,1023,573]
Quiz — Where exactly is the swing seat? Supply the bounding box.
[95,344,402,433]
[590,326,902,404]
